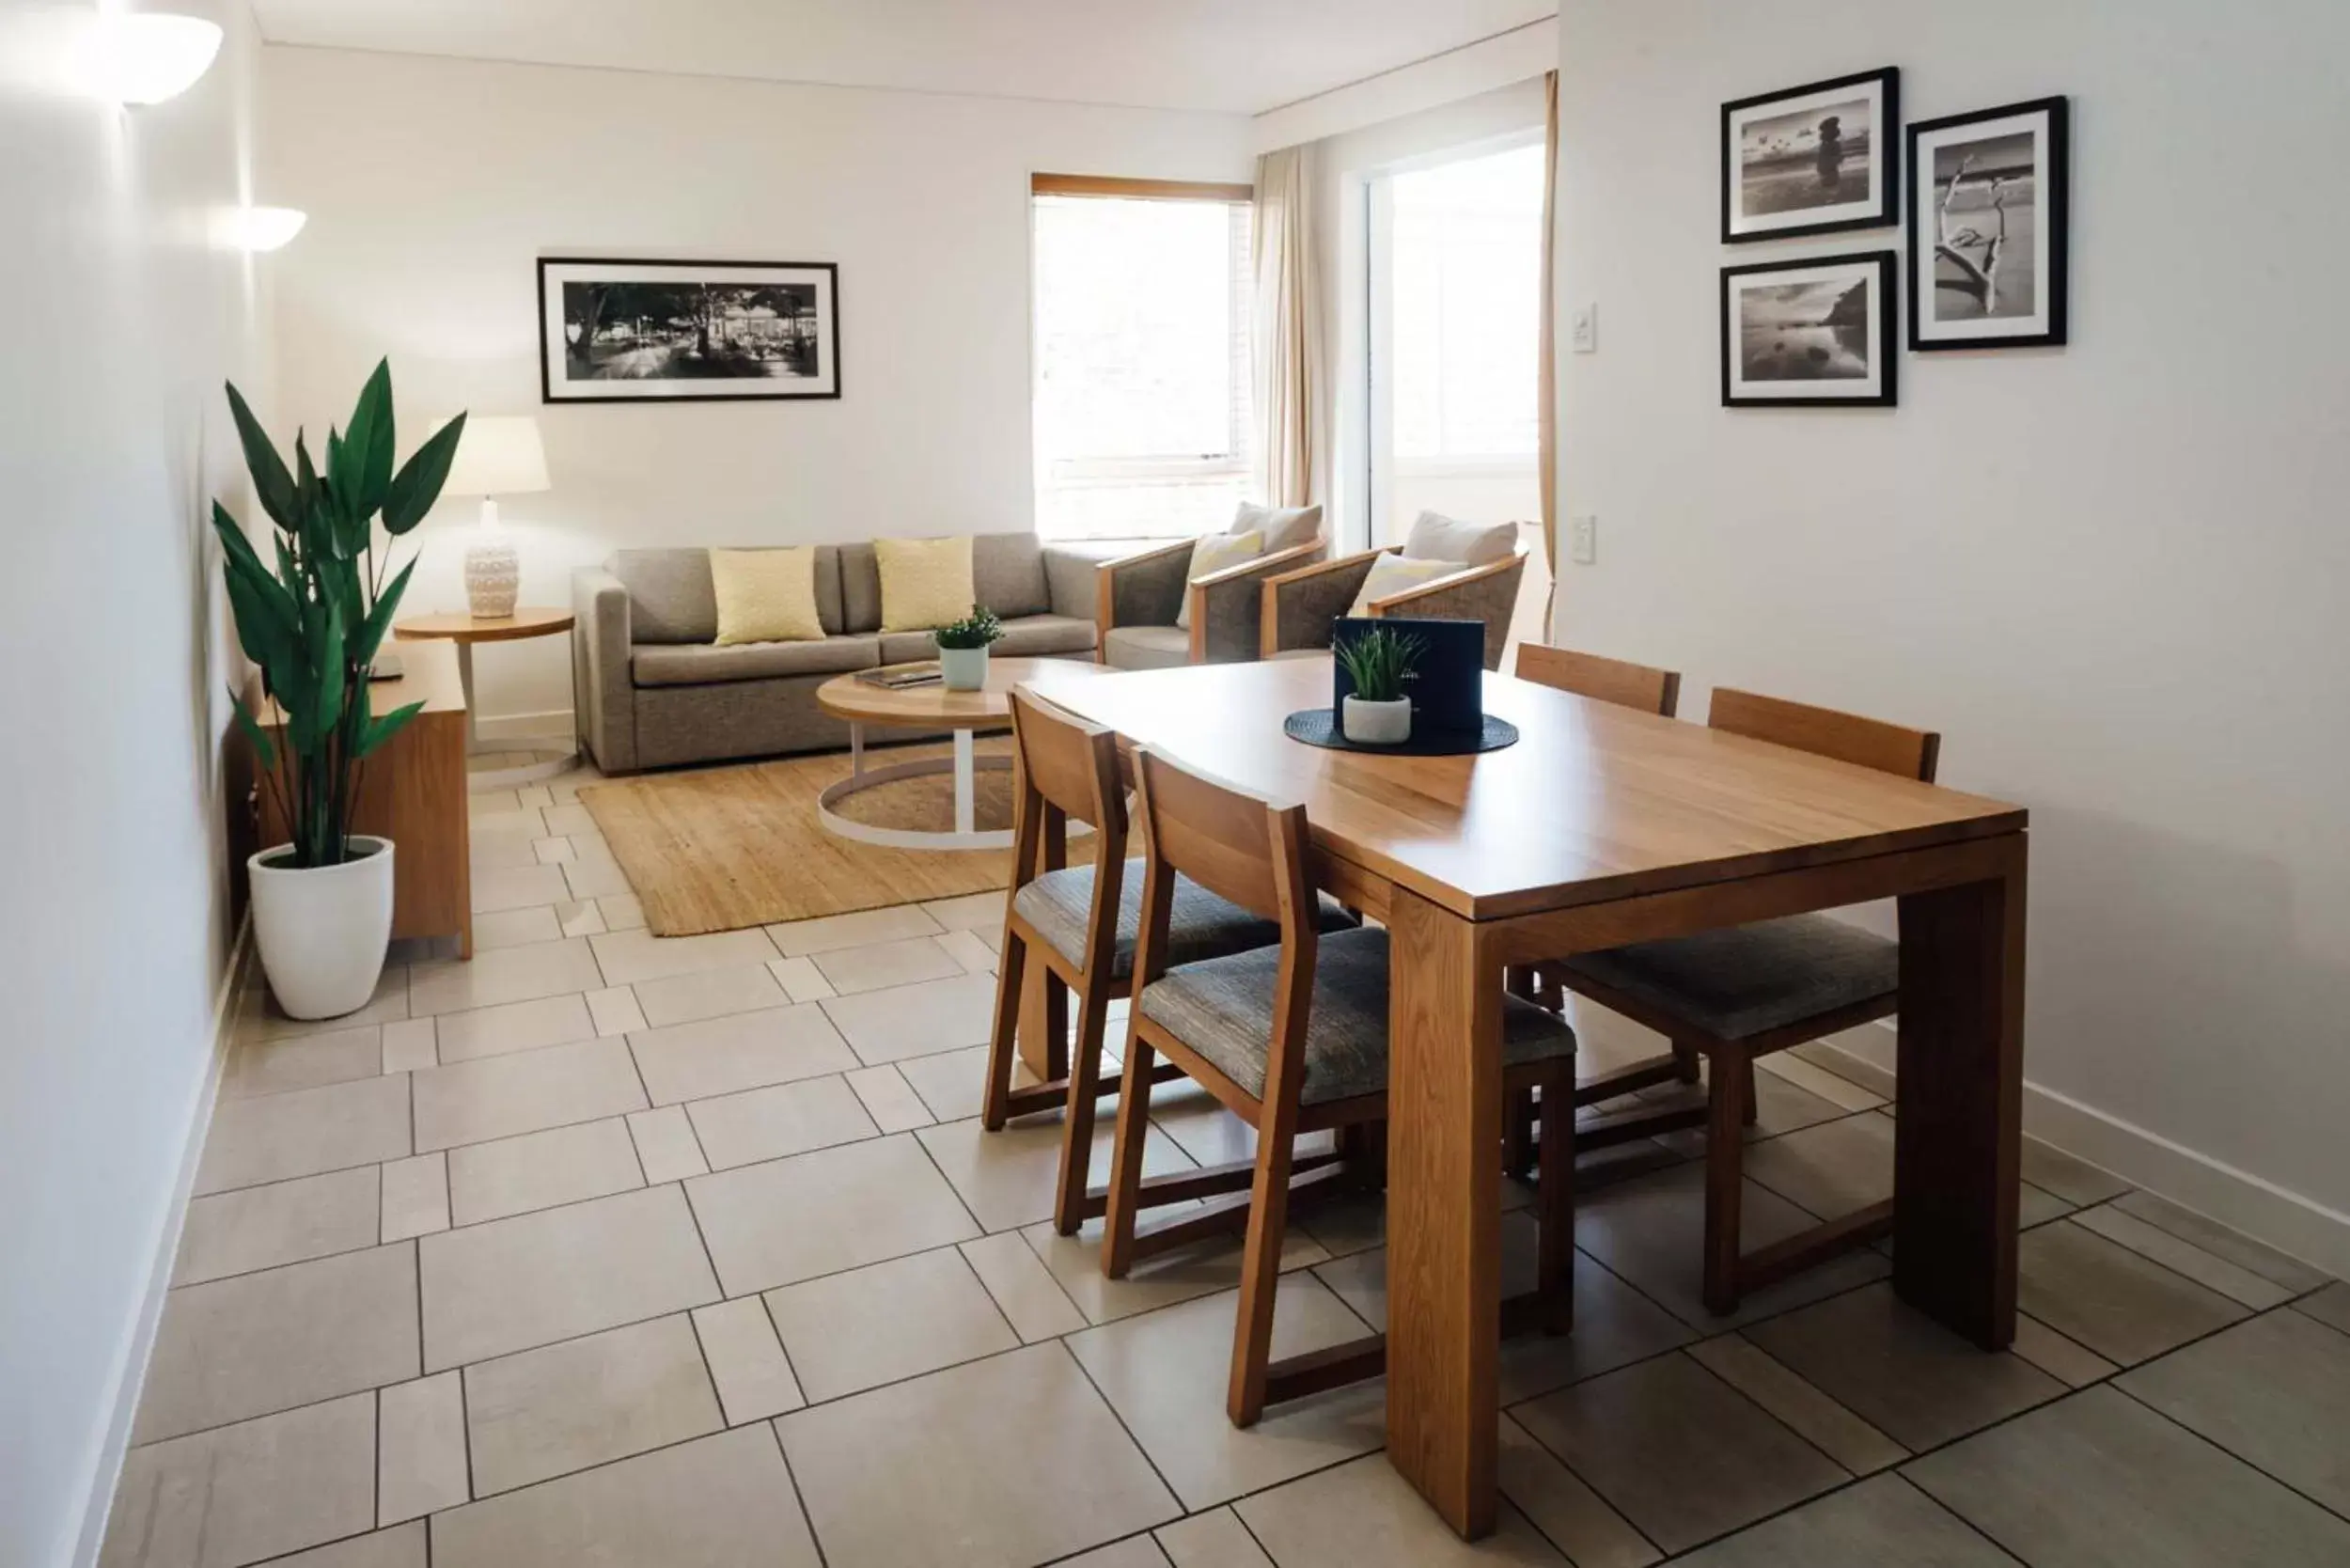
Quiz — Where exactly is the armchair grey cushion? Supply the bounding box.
[1234,501,1324,553]
[1139,926,1575,1105]
[1101,625,1190,670]
[1404,510,1518,567]
[1555,913,1897,1042]
[1013,860,1355,981]
[632,635,880,687]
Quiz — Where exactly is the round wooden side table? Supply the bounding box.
[393,608,577,791]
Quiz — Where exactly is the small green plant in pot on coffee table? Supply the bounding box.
[1336,624,1426,745]
[933,605,1005,691]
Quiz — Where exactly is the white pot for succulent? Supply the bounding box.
[936,642,991,691]
[248,836,396,1020]
[1341,695,1412,745]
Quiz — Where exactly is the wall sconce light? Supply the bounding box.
[212,206,308,252]
[77,12,223,105]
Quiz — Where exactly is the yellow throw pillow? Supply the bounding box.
[709,547,823,645]
[874,535,976,634]
[1174,528,1263,630]
[1347,552,1465,617]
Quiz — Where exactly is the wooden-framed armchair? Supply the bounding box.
[1259,541,1529,670]
[1095,535,1325,670]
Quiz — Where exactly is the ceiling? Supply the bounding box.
[248,0,1557,117]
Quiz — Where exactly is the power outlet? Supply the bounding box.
[1571,304,1598,353]
[1569,514,1598,565]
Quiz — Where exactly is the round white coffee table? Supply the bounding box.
[813,657,1104,850]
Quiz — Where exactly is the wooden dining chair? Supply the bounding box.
[1502,644,1684,1169]
[1099,745,1581,1426]
[1525,686,1940,1314]
[1512,642,1683,721]
[980,689,1355,1235]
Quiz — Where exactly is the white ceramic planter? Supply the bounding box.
[937,642,991,691]
[1341,695,1412,745]
[249,836,396,1021]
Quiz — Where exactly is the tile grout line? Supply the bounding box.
[755,1416,834,1568]
[2107,1356,2350,1529]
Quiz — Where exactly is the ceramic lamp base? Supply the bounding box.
[464,537,519,619]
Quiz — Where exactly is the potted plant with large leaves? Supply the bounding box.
[218,361,466,1019]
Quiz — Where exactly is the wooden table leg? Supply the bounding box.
[1893,831,2027,1348]
[1383,886,1502,1539]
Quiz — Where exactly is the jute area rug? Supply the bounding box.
[577,741,1017,936]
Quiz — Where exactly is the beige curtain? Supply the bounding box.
[1253,145,1324,509]
[1537,69,1561,635]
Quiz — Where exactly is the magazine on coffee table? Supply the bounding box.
[856,661,945,689]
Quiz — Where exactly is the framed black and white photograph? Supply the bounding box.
[1721,251,1898,407]
[537,257,840,403]
[1908,97,2069,349]
[1722,67,1899,243]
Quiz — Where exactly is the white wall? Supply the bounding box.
[262,46,1253,726]
[0,2,268,1560]
[1555,0,2350,1262]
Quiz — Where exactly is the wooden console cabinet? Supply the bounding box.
[251,635,474,958]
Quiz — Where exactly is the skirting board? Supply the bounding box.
[1815,1021,2350,1281]
[474,706,573,745]
[68,917,255,1568]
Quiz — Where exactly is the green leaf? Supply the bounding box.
[228,691,277,772]
[214,504,302,666]
[312,598,348,737]
[294,431,322,531]
[382,411,467,536]
[355,699,424,760]
[344,359,397,518]
[354,557,416,668]
[225,382,297,529]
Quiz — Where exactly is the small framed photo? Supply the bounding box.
[1908,97,2069,349]
[1722,67,1900,243]
[1722,251,1898,408]
[538,257,841,403]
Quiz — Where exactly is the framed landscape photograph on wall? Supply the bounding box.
[1721,251,1897,408]
[1908,97,2069,350]
[1722,67,1899,243]
[538,257,841,402]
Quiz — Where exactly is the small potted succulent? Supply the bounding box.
[932,604,1005,691]
[1335,624,1426,745]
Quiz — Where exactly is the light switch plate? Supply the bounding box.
[1571,304,1597,353]
[1569,515,1597,565]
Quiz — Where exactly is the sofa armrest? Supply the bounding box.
[1094,538,1196,635]
[572,567,638,773]
[1183,538,1327,664]
[1042,541,1117,623]
[1259,547,1391,657]
[1366,549,1528,670]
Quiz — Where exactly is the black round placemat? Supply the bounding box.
[1283,708,1519,756]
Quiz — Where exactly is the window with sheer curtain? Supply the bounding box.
[1031,179,1255,541]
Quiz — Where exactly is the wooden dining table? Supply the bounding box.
[1026,654,2028,1540]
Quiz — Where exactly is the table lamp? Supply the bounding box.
[438,415,551,619]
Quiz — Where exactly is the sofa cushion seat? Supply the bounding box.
[1101,624,1191,670]
[877,614,1098,665]
[632,635,880,688]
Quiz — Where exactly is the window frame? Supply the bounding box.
[1028,172,1259,543]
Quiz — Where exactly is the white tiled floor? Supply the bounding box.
[102,803,2350,1568]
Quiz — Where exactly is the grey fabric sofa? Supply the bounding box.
[572,533,1100,773]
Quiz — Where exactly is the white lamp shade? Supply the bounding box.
[78,13,223,105]
[440,416,551,499]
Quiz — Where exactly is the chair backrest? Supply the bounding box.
[1514,643,1683,717]
[1708,687,1940,783]
[1131,746,1316,929]
[1006,692,1128,910]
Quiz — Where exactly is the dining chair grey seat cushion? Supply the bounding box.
[1014,861,1355,981]
[1138,926,1574,1106]
[1554,913,1897,1043]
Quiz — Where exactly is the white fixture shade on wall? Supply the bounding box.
[77,13,223,104]
[211,207,308,253]
[440,415,552,500]
[439,416,552,619]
